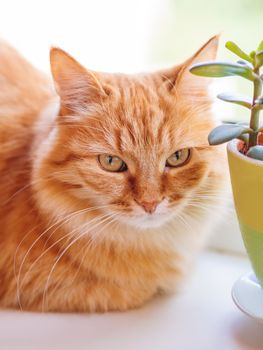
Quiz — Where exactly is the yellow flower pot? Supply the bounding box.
[228,140,263,287]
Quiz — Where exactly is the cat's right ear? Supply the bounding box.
[50,48,107,115]
[160,35,219,95]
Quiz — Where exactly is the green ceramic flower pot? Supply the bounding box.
[228,140,263,287]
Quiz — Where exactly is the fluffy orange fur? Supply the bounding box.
[0,36,226,312]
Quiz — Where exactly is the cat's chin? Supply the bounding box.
[119,213,173,230]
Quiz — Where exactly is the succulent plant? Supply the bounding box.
[190,40,263,160]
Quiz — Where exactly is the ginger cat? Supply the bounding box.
[0,36,226,312]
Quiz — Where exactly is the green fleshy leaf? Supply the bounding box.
[255,50,263,68]
[257,40,263,52]
[237,134,249,145]
[190,62,255,81]
[237,60,253,69]
[225,41,253,63]
[208,124,252,145]
[250,51,256,59]
[247,146,263,160]
[217,93,252,109]
[237,121,249,126]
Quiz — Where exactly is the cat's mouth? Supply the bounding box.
[108,197,177,229]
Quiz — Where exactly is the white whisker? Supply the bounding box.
[16,204,109,309]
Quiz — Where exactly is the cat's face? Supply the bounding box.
[35,36,222,230]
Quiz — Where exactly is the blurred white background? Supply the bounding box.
[1,0,262,122]
[0,0,162,72]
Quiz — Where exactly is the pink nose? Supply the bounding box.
[139,200,159,214]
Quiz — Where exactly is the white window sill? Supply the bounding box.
[1,251,261,350]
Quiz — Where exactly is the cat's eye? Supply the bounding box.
[98,154,127,172]
[166,148,191,168]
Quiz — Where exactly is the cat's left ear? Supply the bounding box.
[162,35,219,95]
[50,48,107,115]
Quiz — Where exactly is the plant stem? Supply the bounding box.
[249,71,262,147]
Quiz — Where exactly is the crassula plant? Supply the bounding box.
[190,40,263,160]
